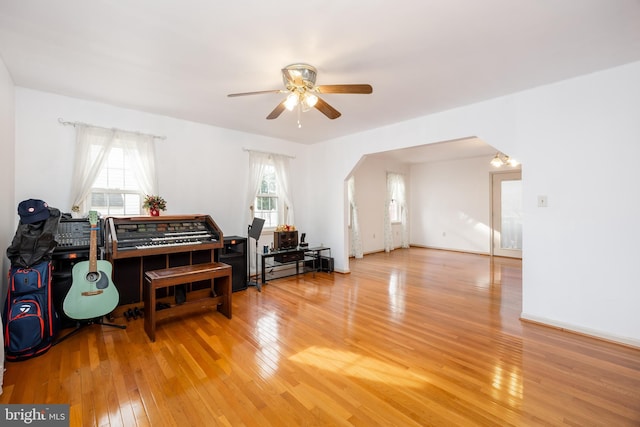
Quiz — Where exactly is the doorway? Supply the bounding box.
[491,171,522,258]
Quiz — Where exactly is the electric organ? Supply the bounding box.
[105,215,223,304]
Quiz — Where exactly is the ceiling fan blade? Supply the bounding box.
[315,97,342,119]
[266,101,287,120]
[315,84,373,94]
[227,89,283,97]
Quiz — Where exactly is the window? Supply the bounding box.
[385,172,409,251]
[246,151,294,231]
[389,198,401,223]
[70,124,157,216]
[254,164,278,228]
[89,144,143,215]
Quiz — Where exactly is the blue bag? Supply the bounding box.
[3,261,59,361]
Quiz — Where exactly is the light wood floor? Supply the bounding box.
[1,248,639,426]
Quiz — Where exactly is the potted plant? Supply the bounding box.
[142,195,167,216]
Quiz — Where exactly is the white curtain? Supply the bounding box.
[347,176,363,258]
[69,124,158,212]
[398,174,409,248]
[384,172,409,252]
[272,154,295,225]
[69,125,114,211]
[245,151,269,276]
[245,151,295,227]
[119,131,157,197]
[245,151,270,228]
[245,151,296,275]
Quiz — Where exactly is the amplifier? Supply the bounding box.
[273,230,298,250]
[55,217,104,250]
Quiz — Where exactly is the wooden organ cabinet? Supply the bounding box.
[105,215,223,305]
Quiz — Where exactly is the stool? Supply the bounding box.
[143,262,232,342]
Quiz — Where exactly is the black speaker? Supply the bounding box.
[219,236,248,292]
[304,256,334,273]
[320,256,334,272]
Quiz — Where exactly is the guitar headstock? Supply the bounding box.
[88,210,99,227]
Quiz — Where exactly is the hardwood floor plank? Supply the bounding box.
[1,248,639,426]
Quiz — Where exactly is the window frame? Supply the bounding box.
[253,163,279,229]
[86,142,145,216]
[388,197,402,224]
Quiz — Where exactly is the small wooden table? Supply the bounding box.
[143,262,232,342]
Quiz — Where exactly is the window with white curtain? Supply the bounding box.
[246,151,295,231]
[69,124,158,216]
[384,172,409,252]
[347,176,363,258]
[255,164,279,228]
[89,144,143,215]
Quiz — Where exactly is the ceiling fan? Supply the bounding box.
[227,63,373,120]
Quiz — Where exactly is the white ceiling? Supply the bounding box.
[1,0,640,153]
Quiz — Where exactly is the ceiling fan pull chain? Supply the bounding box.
[297,104,302,128]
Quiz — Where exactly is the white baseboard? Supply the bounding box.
[520,312,640,349]
[410,244,490,256]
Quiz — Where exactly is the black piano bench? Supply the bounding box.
[143,262,232,342]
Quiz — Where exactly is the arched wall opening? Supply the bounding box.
[343,137,520,265]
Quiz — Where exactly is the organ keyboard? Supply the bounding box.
[106,215,223,259]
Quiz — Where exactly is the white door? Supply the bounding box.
[491,171,522,258]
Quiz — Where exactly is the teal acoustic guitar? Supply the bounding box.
[63,211,119,320]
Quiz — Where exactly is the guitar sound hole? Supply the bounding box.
[86,272,99,282]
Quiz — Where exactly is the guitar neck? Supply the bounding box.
[89,222,98,273]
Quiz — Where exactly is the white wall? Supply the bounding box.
[0,58,15,304]
[350,155,409,254]
[410,156,501,254]
[14,88,305,239]
[307,61,640,346]
[515,62,640,346]
[0,58,18,394]
[0,56,15,395]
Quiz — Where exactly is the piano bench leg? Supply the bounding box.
[143,278,157,342]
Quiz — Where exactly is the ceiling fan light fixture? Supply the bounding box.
[302,93,318,111]
[228,63,372,122]
[284,92,299,111]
